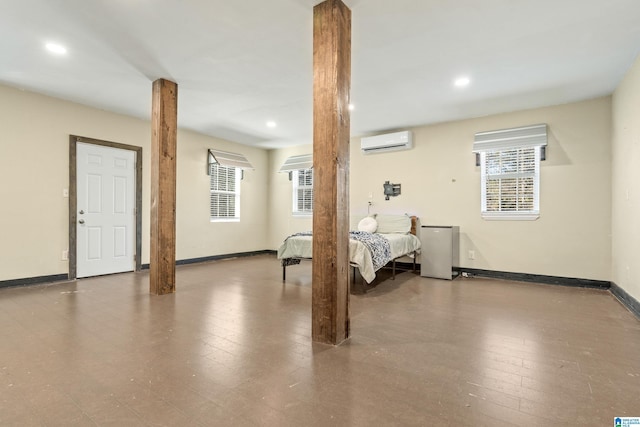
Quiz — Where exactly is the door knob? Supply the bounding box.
[78,219,85,224]
[79,210,84,214]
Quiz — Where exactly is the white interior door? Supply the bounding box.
[76,142,136,278]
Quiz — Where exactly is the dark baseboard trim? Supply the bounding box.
[610,282,640,320]
[141,249,276,270]
[0,274,69,289]
[1,251,276,289]
[4,259,636,321]
[455,267,611,290]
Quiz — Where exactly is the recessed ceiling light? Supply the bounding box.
[454,76,470,87]
[45,42,67,55]
[266,121,277,128]
[348,104,355,111]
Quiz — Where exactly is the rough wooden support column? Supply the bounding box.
[312,0,351,345]
[150,78,178,295]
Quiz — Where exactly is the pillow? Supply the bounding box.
[350,214,376,230]
[357,216,378,233]
[375,214,411,234]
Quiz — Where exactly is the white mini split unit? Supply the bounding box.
[360,130,413,154]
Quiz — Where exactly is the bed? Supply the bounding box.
[277,214,421,285]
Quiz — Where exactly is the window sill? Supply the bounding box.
[481,212,539,221]
[292,212,312,217]
[210,218,240,223]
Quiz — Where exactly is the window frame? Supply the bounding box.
[292,169,313,216]
[209,163,242,222]
[480,146,541,221]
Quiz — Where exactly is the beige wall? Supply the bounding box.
[270,97,612,281]
[0,84,268,281]
[267,144,314,247]
[612,54,640,301]
[176,130,268,260]
[0,82,615,284]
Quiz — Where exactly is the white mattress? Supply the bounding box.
[382,233,421,259]
[277,233,421,283]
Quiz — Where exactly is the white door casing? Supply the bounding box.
[76,142,135,278]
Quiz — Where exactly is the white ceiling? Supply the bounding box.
[1,0,639,148]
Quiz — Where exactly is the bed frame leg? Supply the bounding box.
[392,259,396,280]
[413,252,416,272]
[282,265,286,281]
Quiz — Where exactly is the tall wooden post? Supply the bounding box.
[150,78,178,295]
[312,0,351,345]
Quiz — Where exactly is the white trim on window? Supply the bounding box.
[474,124,547,221]
[292,169,313,216]
[210,164,241,222]
[479,146,541,220]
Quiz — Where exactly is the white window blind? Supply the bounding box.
[210,164,241,221]
[474,124,546,220]
[292,169,313,215]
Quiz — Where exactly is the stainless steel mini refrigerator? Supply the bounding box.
[420,226,459,280]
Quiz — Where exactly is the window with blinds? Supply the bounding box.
[474,124,546,220]
[292,169,313,215]
[210,164,241,221]
[480,146,541,219]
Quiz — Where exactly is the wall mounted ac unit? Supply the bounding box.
[360,130,413,154]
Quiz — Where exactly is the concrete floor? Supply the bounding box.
[1,254,638,426]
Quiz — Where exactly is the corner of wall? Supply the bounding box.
[611,52,640,303]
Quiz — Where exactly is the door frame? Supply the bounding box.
[69,135,143,280]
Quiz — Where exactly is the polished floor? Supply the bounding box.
[1,254,639,426]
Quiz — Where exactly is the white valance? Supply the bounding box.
[278,154,312,172]
[473,124,548,152]
[208,149,254,170]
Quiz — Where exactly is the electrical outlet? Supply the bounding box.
[468,250,475,260]
[63,188,69,198]
[62,250,68,261]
